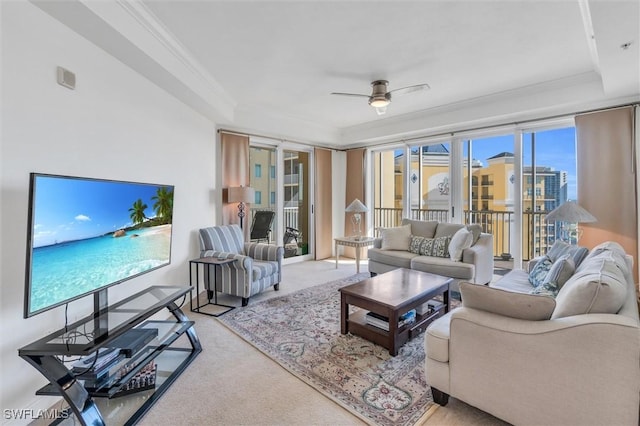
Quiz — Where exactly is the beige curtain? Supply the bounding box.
[315,148,333,259]
[221,132,250,240]
[344,148,366,258]
[575,106,637,281]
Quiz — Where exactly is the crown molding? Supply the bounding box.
[32,0,236,123]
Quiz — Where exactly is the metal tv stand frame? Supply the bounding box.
[19,286,201,426]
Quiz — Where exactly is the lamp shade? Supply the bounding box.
[228,186,255,204]
[345,198,368,213]
[545,201,597,223]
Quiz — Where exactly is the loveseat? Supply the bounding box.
[424,241,640,426]
[367,219,494,292]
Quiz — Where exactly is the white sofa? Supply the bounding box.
[424,241,640,426]
[367,218,494,292]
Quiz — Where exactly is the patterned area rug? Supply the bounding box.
[218,273,439,426]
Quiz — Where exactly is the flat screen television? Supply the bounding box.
[24,173,174,318]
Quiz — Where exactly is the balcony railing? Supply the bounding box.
[374,207,556,261]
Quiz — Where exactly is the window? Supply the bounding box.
[255,164,262,178]
[270,165,276,179]
[255,191,262,204]
[270,191,276,204]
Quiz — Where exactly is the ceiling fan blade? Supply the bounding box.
[330,92,370,98]
[388,83,430,96]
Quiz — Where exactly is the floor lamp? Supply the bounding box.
[545,200,597,244]
[228,186,255,230]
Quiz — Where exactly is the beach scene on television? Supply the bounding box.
[28,175,174,314]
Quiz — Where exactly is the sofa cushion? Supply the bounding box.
[547,240,589,268]
[449,227,473,261]
[528,255,553,287]
[411,255,474,280]
[460,282,556,320]
[530,255,575,297]
[434,222,465,239]
[367,248,418,269]
[401,218,438,239]
[490,269,534,293]
[466,224,483,246]
[380,224,412,250]
[552,253,628,319]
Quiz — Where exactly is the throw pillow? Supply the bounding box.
[466,224,483,246]
[448,227,473,262]
[460,282,556,321]
[409,235,451,257]
[530,255,575,298]
[528,255,553,287]
[547,240,589,268]
[544,254,575,288]
[551,255,628,319]
[380,224,412,250]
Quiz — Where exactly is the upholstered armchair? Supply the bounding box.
[199,224,284,306]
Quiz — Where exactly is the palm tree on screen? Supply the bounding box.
[151,187,173,224]
[129,199,148,225]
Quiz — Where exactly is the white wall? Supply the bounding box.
[1,3,217,422]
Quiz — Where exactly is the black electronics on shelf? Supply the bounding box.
[18,285,201,426]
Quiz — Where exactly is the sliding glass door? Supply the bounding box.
[370,122,576,270]
[249,143,313,260]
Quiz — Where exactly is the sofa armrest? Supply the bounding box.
[373,237,382,249]
[200,250,252,270]
[446,307,640,425]
[244,243,284,262]
[461,233,493,284]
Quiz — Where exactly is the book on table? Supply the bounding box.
[416,300,444,316]
[365,309,416,331]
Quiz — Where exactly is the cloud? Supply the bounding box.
[75,214,91,222]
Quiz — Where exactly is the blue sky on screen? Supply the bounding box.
[32,176,167,247]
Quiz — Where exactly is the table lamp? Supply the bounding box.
[345,198,368,240]
[545,201,596,244]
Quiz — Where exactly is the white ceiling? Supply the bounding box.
[32,1,640,147]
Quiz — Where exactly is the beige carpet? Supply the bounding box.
[137,259,508,426]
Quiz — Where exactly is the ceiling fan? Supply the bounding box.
[331,80,430,115]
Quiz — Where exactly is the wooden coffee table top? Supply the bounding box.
[339,268,452,309]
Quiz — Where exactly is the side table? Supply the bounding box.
[189,257,237,317]
[334,237,376,274]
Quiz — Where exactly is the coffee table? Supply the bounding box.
[339,268,452,356]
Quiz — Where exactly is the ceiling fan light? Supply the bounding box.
[369,96,390,108]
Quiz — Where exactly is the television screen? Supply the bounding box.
[24,173,174,318]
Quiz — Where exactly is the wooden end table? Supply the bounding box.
[334,236,376,273]
[339,268,452,356]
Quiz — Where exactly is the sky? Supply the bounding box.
[30,175,172,247]
[466,127,577,200]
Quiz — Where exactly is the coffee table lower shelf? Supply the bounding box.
[346,308,444,352]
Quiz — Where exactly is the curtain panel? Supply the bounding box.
[575,106,638,281]
[221,132,250,240]
[343,148,366,258]
[315,148,333,259]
